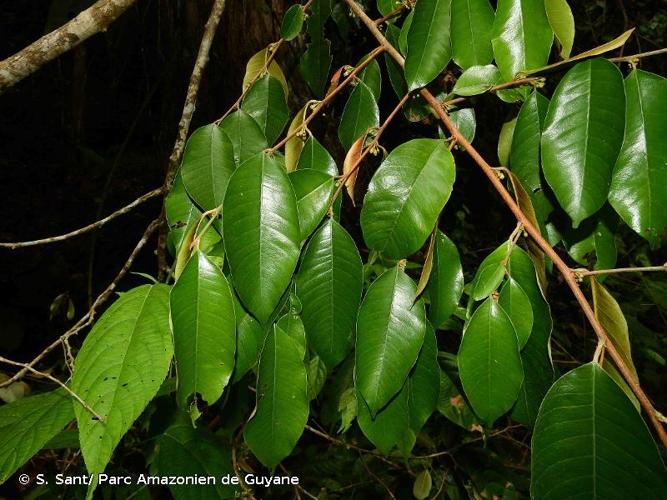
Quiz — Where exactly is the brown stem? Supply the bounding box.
[343,0,667,448]
[575,264,667,277]
[373,4,408,25]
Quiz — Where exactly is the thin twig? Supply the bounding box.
[0,188,162,249]
[607,47,667,63]
[279,465,318,500]
[373,4,408,25]
[358,451,397,500]
[443,77,545,107]
[574,263,667,278]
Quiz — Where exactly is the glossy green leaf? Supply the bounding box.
[497,117,517,166]
[180,125,235,212]
[428,231,464,328]
[541,58,625,228]
[288,169,335,241]
[281,4,305,41]
[399,10,414,57]
[307,355,328,400]
[296,219,363,368]
[458,298,523,425]
[564,208,618,270]
[297,136,338,176]
[609,69,667,246]
[499,277,534,348]
[170,252,236,407]
[72,284,172,474]
[361,139,456,259]
[356,267,427,415]
[222,153,300,324]
[219,109,268,167]
[300,0,333,97]
[338,81,379,151]
[452,64,501,96]
[357,325,439,455]
[377,0,402,16]
[531,363,667,499]
[231,294,265,383]
[0,389,73,483]
[492,0,553,81]
[244,321,309,469]
[545,0,575,59]
[404,0,453,90]
[448,108,476,144]
[385,24,408,97]
[154,416,236,499]
[469,241,511,301]
[450,0,495,69]
[437,370,478,430]
[357,56,382,101]
[241,75,289,145]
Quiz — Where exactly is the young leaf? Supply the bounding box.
[222,152,300,324]
[170,251,236,407]
[609,70,667,246]
[541,58,625,228]
[296,219,363,368]
[497,117,517,166]
[241,75,289,145]
[545,0,575,59]
[451,64,501,96]
[218,109,269,167]
[337,81,379,151]
[0,389,74,483]
[285,104,309,172]
[492,0,553,81]
[404,0,453,91]
[531,363,667,499]
[499,277,534,348]
[180,124,235,212]
[72,284,172,474]
[457,298,524,426]
[281,4,305,41]
[288,169,335,240]
[244,321,309,469]
[361,139,456,259]
[231,293,265,383]
[428,231,464,328]
[450,0,495,69]
[297,136,338,176]
[469,241,512,301]
[243,47,288,96]
[355,267,427,415]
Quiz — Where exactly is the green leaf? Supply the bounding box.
[180,125,235,212]
[296,219,363,368]
[541,58,625,228]
[0,389,74,483]
[281,4,305,41]
[458,297,523,425]
[72,284,172,474]
[222,153,300,324]
[170,251,236,407]
[219,109,269,167]
[338,81,379,151]
[437,370,478,430]
[531,363,667,499]
[450,0,495,69]
[404,0,453,90]
[377,0,402,16]
[545,0,575,59]
[285,104,309,172]
[361,139,456,259]
[609,69,667,246]
[300,0,333,97]
[243,48,288,96]
[399,10,414,57]
[448,108,476,144]
[297,136,338,176]
[499,277,534,348]
[244,321,309,469]
[355,267,427,415]
[357,325,439,454]
[413,470,433,500]
[497,117,517,167]
[564,208,618,270]
[384,24,408,97]
[469,241,512,301]
[241,75,289,145]
[357,56,382,102]
[492,0,553,81]
[288,169,335,241]
[307,355,328,400]
[231,293,265,383]
[154,416,237,499]
[452,64,501,96]
[428,231,464,328]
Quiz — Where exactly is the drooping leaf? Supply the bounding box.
[404,0,453,90]
[497,117,517,166]
[545,0,575,59]
[338,81,379,151]
[499,277,534,348]
[541,58,625,228]
[231,294,265,383]
[452,64,501,96]
[399,10,414,57]
[285,104,309,172]
[281,4,305,41]
[72,284,172,474]
[296,219,363,368]
[297,136,338,176]
[342,136,364,205]
[170,251,236,407]
[222,153,300,323]
[355,267,427,415]
[241,75,289,145]
[531,363,667,499]
[357,56,382,101]
[180,125,235,212]
[242,47,288,96]
[219,109,269,167]
[300,0,333,97]
[288,169,335,240]
[244,321,309,469]
[469,241,512,301]
[384,24,408,97]
[428,231,464,328]
[361,139,456,259]
[0,389,74,484]
[492,0,553,81]
[458,297,523,425]
[609,69,667,246]
[450,0,495,69]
